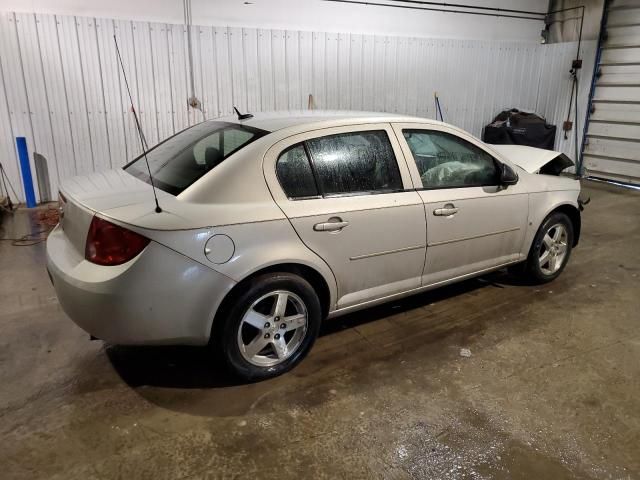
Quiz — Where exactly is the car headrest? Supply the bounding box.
[205,146,223,170]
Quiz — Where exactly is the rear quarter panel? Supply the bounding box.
[134,218,339,312]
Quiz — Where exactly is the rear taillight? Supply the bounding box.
[85,216,150,266]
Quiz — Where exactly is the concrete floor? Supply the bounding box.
[1,180,639,479]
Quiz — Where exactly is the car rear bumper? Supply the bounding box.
[46,225,236,345]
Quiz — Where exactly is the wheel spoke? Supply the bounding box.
[539,250,550,266]
[543,233,554,248]
[273,293,288,317]
[548,253,557,272]
[244,335,269,358]
[283,313,306,332]
[557,242,567,254]
[553,226,563,241]
[243,309,269,329]
[272,337,288,359]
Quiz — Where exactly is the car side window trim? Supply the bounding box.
[321,188,408,198]
[283,187,407,201]
[413,182,499,192]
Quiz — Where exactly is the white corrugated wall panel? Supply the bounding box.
[403,37,418,117]
[202,26,221,122]
[360,35,375,112]
[324,32,339,110]
[0,12,34,201]
[394,37,409,115]
[189,24,205,124]
[371,36,385,112]
[257,28,273,112]
[35,14,76,181]
[271,30,288,110]
[57,15,94,176]
[168,23,189,131]
[76,17,111,172]
[132,22,160,147]
[243,28,260,113]
[298,31,313,110]
[468,41,491,133]
[0,11,596,202]
[286,31,301,111]
[95,18,127,167]
[0,14,23,201]
[229,27,247,114]
[337,32,350,111]
[114,19,142,162]
[15,13,60,199]
[151,23,175,144]
[413,39,430,118]
[215,27,233,117]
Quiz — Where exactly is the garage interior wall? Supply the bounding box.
[0,11,596,202]
[0,0,554,41]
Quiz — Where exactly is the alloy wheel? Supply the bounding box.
[538,223,568,275]
[237,290,308,367]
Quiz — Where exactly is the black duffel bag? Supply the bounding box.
[482,109,556,150]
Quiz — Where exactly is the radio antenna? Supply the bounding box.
[113,35,162,213]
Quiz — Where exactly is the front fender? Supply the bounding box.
[522,191,581,256]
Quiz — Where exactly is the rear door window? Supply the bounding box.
[306,130,403,196]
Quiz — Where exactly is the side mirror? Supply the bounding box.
[499,163,519,185]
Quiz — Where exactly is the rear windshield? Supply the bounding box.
[124,121,268,195]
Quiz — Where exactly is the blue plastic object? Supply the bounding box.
[16,137,36,208]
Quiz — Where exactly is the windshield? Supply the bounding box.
[124,121,268,195]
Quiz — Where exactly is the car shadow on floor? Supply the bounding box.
[106,269,522,391]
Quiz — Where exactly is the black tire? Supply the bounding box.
[215,272,321,381]
[520,211,574,284]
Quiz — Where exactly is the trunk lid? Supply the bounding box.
[62,168,172,211]
[59,169,178,253]
[488,144,574,174]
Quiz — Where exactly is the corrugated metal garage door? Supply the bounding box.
[583,0,640,184]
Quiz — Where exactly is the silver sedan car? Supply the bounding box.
[47,112,581,380]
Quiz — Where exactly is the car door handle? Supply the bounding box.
[433,204,459,216]
[313,218,349,232]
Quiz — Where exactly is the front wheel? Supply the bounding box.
[216,273,321,381]
[520,211,574,284]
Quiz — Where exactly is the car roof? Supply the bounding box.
[216,110,434,132]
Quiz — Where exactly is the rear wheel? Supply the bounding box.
[519,211,574,284]
[216,273,321,381]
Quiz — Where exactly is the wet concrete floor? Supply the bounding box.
[1,180,639,479]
